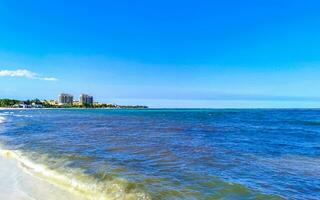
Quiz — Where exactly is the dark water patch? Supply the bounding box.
[296,120,320,126]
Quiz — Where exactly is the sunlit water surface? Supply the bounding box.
[0,109,319,199]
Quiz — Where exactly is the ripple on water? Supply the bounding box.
[0,109,319,199]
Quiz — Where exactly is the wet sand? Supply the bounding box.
[0,152,85,200]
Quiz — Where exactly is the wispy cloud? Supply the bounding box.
[0,69,58,81]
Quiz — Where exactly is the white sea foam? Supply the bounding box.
[0,116,6,123]
[0,112,32,118]
[0,147,88,200]
[13,114,33,118]
[0,147,151,200]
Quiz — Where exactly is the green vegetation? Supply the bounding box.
[0,99,20,107]
[0,98,148,109]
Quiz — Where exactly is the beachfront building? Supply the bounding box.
[93,102,102,106]
[31,102,43,108]
[13,103,31,108]
[47,100,58,106]
[79,94,93,105]
[73,100,81,106]
[58,93,74,105]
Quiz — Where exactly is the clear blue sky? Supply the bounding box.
[0,0,320,108]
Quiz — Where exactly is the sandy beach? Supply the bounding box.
[0,150,84,200]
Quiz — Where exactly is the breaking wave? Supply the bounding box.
[0,147,151,200]
[0,116,6,124]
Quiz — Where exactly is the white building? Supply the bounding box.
[58,93,73,105]
[79,94,93,105]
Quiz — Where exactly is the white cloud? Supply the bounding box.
[42,77,58,81]
[0,69,58,81]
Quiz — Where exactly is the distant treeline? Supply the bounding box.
[0,98,43,107]
[0,98,148,109]
[0,99,20,107]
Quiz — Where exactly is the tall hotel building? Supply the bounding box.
[80,94,93,105]
[58,93,74,105]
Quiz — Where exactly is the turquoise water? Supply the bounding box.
[0,109,319,199]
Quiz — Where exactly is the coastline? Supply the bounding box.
[0,107,148,110]
[1,108,312,199]
[0,148,86,200]
[0,113,151,200]
[0,146,151,200]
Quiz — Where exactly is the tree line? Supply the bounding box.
[0,98,148,109]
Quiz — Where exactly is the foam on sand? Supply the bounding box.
[0,148,151,200]
[0,149,86,200]
[0,113,150,200]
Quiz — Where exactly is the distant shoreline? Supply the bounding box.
[0,107,148,110]
[2,107,320,110]
[0,98,148,109]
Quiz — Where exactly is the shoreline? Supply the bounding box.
[0,147,152,200]
[3,107,320,110]
[0,108,310,199]
[0,107,149,110]
[0,148,86,200]
[0,113,151,200]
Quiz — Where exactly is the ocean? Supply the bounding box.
[0,109,319,200]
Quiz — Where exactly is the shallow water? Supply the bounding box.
[0,109,319,199]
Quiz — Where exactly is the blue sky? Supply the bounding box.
[0,0,320,108]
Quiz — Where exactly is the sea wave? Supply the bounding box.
[13,114,33,118]
[0,112,32,118]
[0,116,6,123]
[0,146,284,200]
[0,147,151,200]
